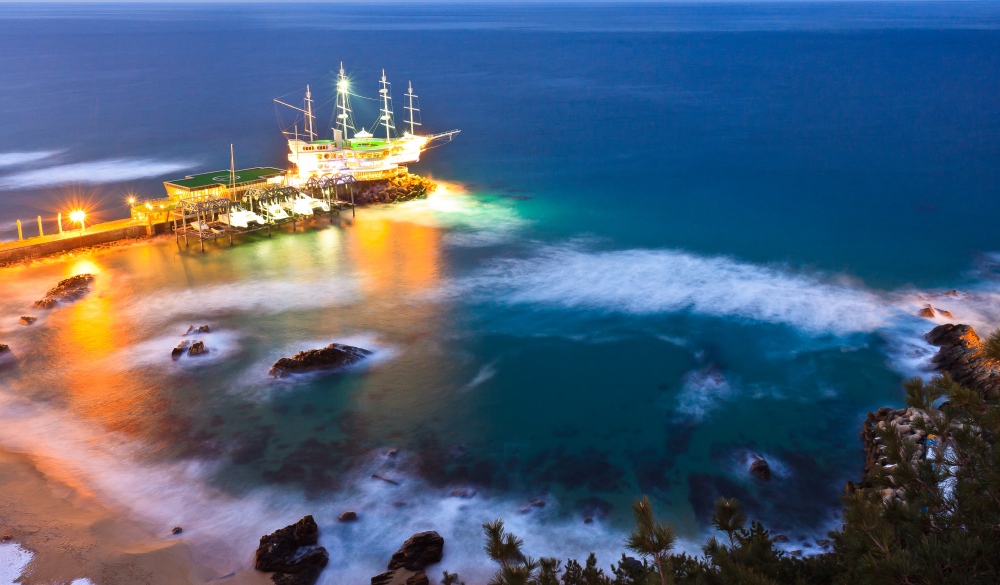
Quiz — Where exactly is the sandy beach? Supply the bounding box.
[0,448,267,585]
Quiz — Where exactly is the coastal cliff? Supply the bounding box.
[924,323,1000,399]
[856,323,999,492]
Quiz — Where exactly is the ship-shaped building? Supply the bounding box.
[278,64,459,186]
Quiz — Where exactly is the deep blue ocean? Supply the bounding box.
[1,2,999,582]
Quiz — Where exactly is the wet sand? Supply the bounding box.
[0,449,267,585]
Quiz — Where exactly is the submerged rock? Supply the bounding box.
[33,274,95,309]
[749,457,771,482]
[0,344,9,356]
[926,324,1000,399]
[18,316,36,325]
[188,340,207,356]
[269,343,372,377]
[184,324,211,335]
[255,515,329,585]
[171,526,183,535]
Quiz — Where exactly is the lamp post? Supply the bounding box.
[69,210,86,236]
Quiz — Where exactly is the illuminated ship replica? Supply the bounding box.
[276,64,459,186]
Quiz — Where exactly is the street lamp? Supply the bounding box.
[69,209,86,235]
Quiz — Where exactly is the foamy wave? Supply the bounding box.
[364,182,528,247]
[674,367,734,421]
[450,245,893,335]
[0,542,33,585]
[122,276,361,323]
[0,150,59,168]
[0,158,194,189]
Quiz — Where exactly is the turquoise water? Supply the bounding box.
[1,3,999,582]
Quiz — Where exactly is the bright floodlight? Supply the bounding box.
[127,197,136,205]
[338,79,349,91]
[69,210,85,224]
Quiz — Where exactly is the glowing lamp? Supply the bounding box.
[69,209,86,234]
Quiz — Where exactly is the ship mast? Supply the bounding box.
[336,62,354,147]
[404,80,421,136]
[304,85,315,141]
[379,69,395,143]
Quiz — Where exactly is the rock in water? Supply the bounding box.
[269,343,372,377]
[925,324,1000,399]
[0,344,9,356]
[388,531,444,571]
[749,457,771,481]
[371,532,444,585]
[188,341,207,356]
[172,340,190,360]
[33,274,95,309]
[255,516,329,585]
[917,304,935,318]
[18,316,36,325]
[338,511,358,522]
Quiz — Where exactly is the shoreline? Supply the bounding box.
[0,448,266,585]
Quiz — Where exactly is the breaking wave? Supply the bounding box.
[450,244,895,335]
[0,158,194,189]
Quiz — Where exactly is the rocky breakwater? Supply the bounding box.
[371,531,445,585]
[255,515,329,585]
[854,407,930,503]
[33,274,95,309]
[353,174,437,205]
[925,323,1000,399]
[269,343,372,377]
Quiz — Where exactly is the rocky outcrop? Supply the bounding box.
[749,457,771,482]
[18,316,36,325]
[188,340,207,356]
[269,343,372,377]
[0,344,10,357]
[371,531,444,585]
[854,407,929,503]
[925,324,1000,399]
[352,174,437,205]
[33,274,95,309]
[184,324,210,335]
[255,516,329,585]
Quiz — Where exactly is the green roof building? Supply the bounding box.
[163,167,285,201]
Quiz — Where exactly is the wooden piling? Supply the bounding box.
[37,216,44,237]
[17,220,23,241]
[57,213,63,234]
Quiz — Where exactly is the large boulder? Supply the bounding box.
[371,531,444,585]
[269,343,372,377]
[749,457,771,482]
[33,274,95,309]
[388,531,445,571]
[255,516,329,585]
[925,324,1000,399]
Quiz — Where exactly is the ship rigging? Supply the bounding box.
[275,64,459,186]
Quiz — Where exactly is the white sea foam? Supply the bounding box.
[0,542,33,585]
[464,360,498,390]
[673,367,734,421]
[449,244,894,335]
[121,276,361,324]
[0,150,59,168]
[363,182,528,247]
[0,158,194,189]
